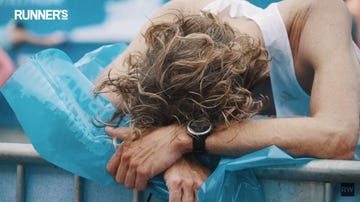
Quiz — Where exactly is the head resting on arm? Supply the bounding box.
[95,12,270,139]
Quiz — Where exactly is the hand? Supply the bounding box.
[164,155,210,202]
[105,125,192,190]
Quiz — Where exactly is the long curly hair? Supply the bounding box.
[95,12,270,138]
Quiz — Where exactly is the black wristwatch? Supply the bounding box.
[186,119,213,153]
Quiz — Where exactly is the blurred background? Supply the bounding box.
[0,0,281,142]
[0,0,170,141]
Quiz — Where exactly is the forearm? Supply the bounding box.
[203,117,358,159]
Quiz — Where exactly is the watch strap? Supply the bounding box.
[192,135,207,153]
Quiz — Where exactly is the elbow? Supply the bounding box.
[325,122,359,160]
[333,143,356,160]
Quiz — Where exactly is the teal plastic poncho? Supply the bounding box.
[1,44,312,201]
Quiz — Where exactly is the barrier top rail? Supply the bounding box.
[1,142,360,182]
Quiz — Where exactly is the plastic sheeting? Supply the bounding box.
[198,146,311,202]
[1,44,127,185]
[148,146,312,202]
[1,44,314,201]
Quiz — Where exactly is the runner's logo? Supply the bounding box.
[14,9,68,20]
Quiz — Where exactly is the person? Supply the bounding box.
[0,20,66,52]
[0,48,14,87]
[94,0,360,201]
[0,21,66,86]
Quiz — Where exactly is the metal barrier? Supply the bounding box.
[0,143,83,202]
[1,142,360,202]
[0,143,133,202]
[254,160,360,202]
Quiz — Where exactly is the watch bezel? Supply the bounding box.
[186,119,213,136]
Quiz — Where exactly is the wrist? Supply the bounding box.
[172,124,193,154]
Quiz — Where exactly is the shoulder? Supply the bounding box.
[278,0,351,35]
[277,0,353,64]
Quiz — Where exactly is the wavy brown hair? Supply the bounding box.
[95,12,270,138]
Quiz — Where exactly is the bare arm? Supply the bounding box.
[11,28,66,47]
[105,0,360,191]
[193,0,360,159]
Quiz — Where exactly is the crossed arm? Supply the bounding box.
[101,0,360,200]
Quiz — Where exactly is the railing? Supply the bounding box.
[0,143,81,202]
[254,160,360,202]
[0,142,135,202]
[1,142,360,202]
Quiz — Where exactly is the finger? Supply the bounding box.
[115,149,130,184]
[105,127,130,140]
[124,162,137,189]
[182,184,195,202]
[134,167,148,190]
[168,187,182,202]
[115,161,128,184]
[134,147,152,190]
[106,146,123,177]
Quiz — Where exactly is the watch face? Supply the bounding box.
[187,119,212,136]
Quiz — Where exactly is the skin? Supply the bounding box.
[11,27,66,47]
[163,155,210,202]
[0,27,65,88]
[97,0,360,201]
[0,48,14,88]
